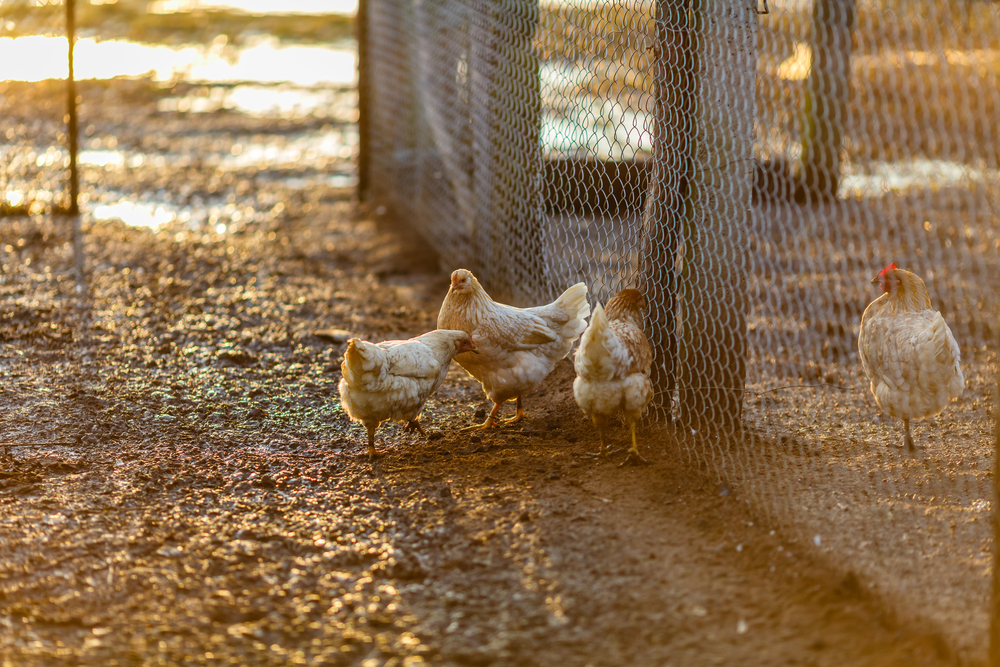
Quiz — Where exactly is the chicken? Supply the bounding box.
[437,268,590,428]
[338,329,478,458]
[573,289,653,465]
[858,263,964,452]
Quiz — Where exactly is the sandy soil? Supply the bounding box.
[0,204,966,666]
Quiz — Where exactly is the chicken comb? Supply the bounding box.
[878,262,898,276]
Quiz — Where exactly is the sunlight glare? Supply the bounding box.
[0,35,356,86]
[93,201,176,229]
[149,0,358,15]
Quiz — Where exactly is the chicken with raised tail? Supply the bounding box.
[338,330,478,458]
[573,289,653,465]
[437,269,590,429]
[858,263,964,452]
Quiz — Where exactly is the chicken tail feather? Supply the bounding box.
[575,302,615,380]
[553,281,591,341]
[342,338,385,387]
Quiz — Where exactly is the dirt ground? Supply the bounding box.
[0,202,969,666]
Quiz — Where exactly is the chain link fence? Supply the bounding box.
[363,0,1000,660]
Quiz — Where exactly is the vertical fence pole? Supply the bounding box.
[799,0,855,203]
[639,0,696,422]
[675,0,755,434]
[992,371,1000,666]
[356,0,370,203]
[66,0,79,216]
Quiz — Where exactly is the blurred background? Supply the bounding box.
[0,0,358,231]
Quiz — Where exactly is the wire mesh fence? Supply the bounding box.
[364,0,1000,660]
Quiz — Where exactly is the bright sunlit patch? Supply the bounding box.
[78,149,127,169]
[5,191,25,207]
[0,35,355,86]
[157,85,357,120]
[840,159,1000,199]
[92,201,176,229]
[149,0,357,14]
[185,37,356,86]
[775,42,811,81]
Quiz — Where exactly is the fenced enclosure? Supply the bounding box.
[363,0,1000,660]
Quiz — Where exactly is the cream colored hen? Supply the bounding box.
[338,329,478,458]
[573,289,653,465]
[858,263,964,452]
[437,268,590,428]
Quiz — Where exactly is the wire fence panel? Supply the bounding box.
[0,0,71,216]
[365,0,1000,660]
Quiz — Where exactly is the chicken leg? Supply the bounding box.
[620,418,648,467]
[592,414,608,457]
[365,422,381,460]
[903,418,915,452]
[463,402,503,430]
[501,396,527,425]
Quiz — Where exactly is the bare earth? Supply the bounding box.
[0,202,967,666]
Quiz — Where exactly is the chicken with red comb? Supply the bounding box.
[858,263,964,452]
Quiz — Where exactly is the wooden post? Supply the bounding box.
[66,0,79,216]
[676,0,755,435]
[799,0,855,203]
[639,0,696,422]
[356,0,370,202]
[991,371,1000,666]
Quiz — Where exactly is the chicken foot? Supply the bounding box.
[365,422,382,460]
[462,402,504,430]
[619,419,649,467]
[903,418,915,452]
[501,396,527,425]
[403,419,425,436]
[592,415,609,457]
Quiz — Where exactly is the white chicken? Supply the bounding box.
[338,329,478,458]
[437,268,590,429]
[858,263,964,452]
[573,289,653,465]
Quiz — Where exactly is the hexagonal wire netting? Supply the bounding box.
[363,0,1000,659]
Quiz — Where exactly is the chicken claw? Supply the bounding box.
[365,424,381,460]
[500,396,527,425]
[403,419,426,436]
[463,403,503,430]
[619,420,649,467]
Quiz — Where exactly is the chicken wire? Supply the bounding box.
[364,0,1000,659]
[0,0,74,216]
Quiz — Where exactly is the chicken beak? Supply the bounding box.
[870,275,879,285]
[471,346,479,354]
